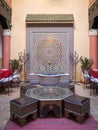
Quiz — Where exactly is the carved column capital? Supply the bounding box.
[3,29,11,36]
[89,29,98,36]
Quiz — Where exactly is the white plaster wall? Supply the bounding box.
[11,0,89,80]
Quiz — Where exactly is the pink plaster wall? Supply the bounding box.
[2,36,10,69]
[89,0,94,4]
[6,0,12,6]
[89,35,98,69]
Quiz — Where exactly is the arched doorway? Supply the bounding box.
[0,0,12,68]
[92,16,98,29]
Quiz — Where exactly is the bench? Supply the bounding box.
[63,94,90,123]
[10,96,38,126]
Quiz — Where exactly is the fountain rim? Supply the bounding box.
[29,73,69,77]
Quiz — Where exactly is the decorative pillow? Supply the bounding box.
[90,69,98,78]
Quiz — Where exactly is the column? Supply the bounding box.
[2,29,11,69]
[89,29,98,69]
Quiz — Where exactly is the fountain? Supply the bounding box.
[30,60,69,86]
[39,61,60,86]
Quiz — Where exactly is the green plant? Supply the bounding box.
[80,56,93,70]
[9,59,20,73]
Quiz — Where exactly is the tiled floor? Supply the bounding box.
[75,83,98,123]
[0,87,20,130]
[0,83,98,130]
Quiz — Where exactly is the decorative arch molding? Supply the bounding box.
[0,0,12,29]
[89,0,98,29]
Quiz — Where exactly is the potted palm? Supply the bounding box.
[80,56,93,73]
[9,59,23,82]
[9,59,20,73]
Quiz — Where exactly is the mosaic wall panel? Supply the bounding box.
[33,34,66,74]
[26,27,73,83]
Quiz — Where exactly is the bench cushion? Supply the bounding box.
[64,95,89,105]
[11,96,37,106]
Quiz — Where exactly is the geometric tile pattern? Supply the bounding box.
[33,35,65,74]
[26,27,73,83]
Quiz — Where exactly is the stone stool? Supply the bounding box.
[10,96,38,126]
[63,94,90,123]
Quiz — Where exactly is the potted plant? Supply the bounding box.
[80,56,93,73]
[9,59,20,73]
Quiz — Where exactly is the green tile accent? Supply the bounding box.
[26,14,74,23]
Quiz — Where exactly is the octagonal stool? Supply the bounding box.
[10,96,38,126]
[63,94,90,124]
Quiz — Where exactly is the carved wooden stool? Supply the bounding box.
[10,96,38,126]
[63,94,90,123]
